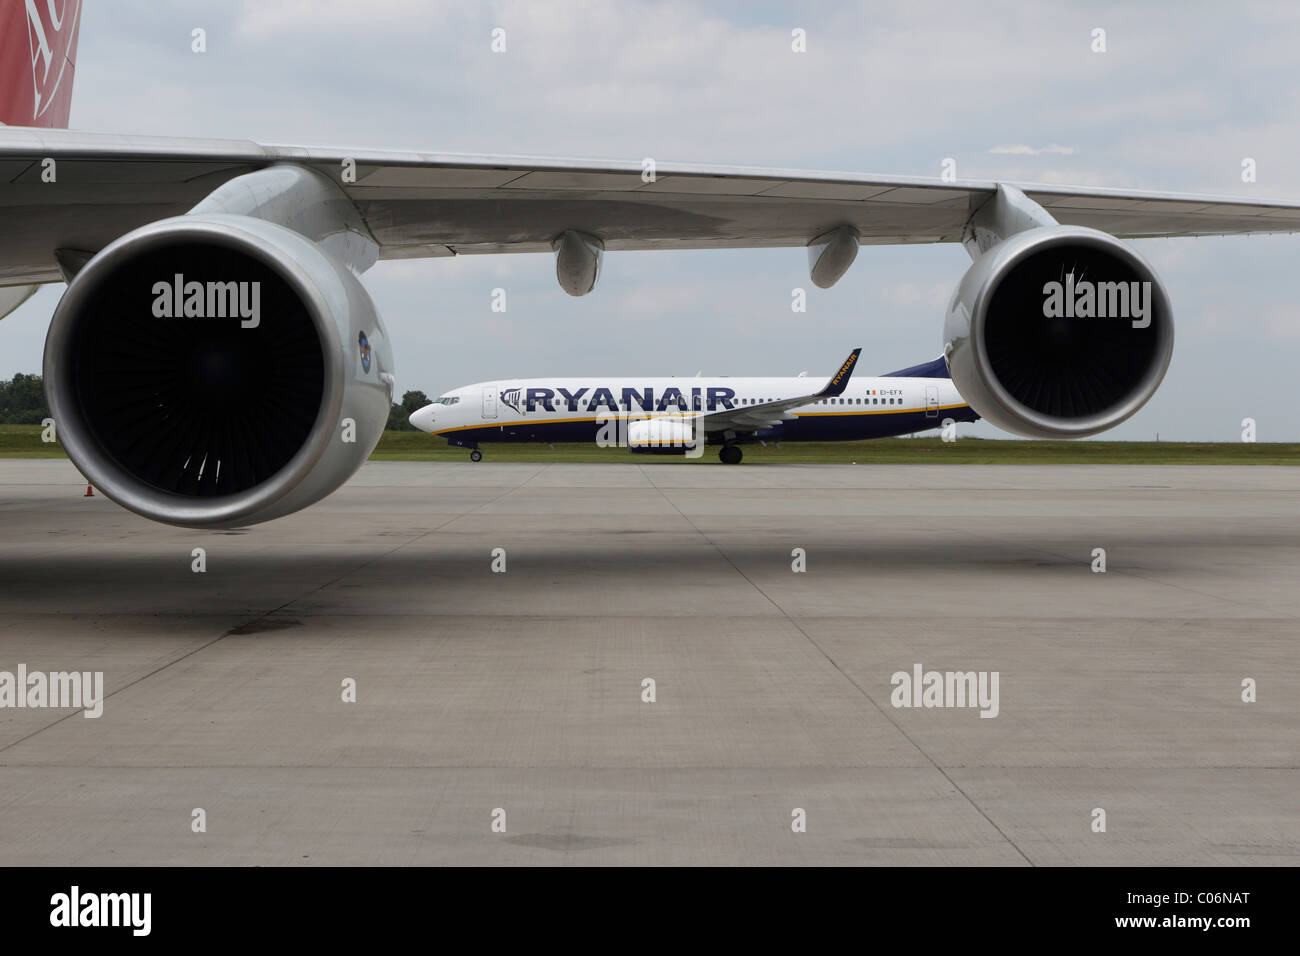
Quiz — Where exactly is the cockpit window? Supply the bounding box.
[435,396,460,405]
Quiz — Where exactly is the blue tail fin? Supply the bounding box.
[881,356,949,379]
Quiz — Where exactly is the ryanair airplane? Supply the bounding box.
[408,350,978,463]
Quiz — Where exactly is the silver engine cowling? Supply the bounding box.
[44,213,393,528]
[944,225,1173,438]
[627,416,699,453]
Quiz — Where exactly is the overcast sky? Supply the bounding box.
[4,0,1299,440]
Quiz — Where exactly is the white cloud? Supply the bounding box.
[988,144,1078,155]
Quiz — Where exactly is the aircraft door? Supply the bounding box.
[925,385,939,418]
[482,388,497,419]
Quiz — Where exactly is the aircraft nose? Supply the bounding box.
[409,405,435,431]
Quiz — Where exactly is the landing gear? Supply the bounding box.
[469,449,483,462]
[718,445,743,465]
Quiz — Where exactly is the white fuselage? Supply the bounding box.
[410,372,974,446]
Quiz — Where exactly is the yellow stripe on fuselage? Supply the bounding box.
[794,402,970,418]
[428,403,971,436]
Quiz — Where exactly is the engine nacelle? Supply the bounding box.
[44,213,393,528]
[627,416,701,454]
[944,225,1173,438]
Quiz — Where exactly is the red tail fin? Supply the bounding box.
[0,0,82,128]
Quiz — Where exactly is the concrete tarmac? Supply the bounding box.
[0,459,1296,865]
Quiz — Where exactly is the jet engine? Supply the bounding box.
[44,211,392,528]
[626,415,701,454]
[944,191,1174,439]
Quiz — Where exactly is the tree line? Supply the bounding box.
[0,373,47,424]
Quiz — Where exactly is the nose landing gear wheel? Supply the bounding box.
[718,445,743,465]
[469,449,483,462]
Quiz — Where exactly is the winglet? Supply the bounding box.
[817,348,861,398]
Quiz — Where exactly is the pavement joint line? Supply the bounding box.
[637,464,1037,866]
[0,631,229,757]
[423,464,548,532]
[0,478,534,756]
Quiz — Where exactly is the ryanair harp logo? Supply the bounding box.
[499,388,525,414]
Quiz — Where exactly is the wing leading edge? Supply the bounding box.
[3,128,1300,286]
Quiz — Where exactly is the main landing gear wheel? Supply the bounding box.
[719,445,743,465]
[469,449,483,462]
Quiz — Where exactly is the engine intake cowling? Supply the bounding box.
[626,416,702,454]
[44,213,393,528]
[943,225,1173,438]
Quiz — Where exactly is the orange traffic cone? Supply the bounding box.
[84,483,94,497]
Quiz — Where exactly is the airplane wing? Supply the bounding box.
[691,348,862,435]
[6,3,1285,531]
[4,129,1300,285]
